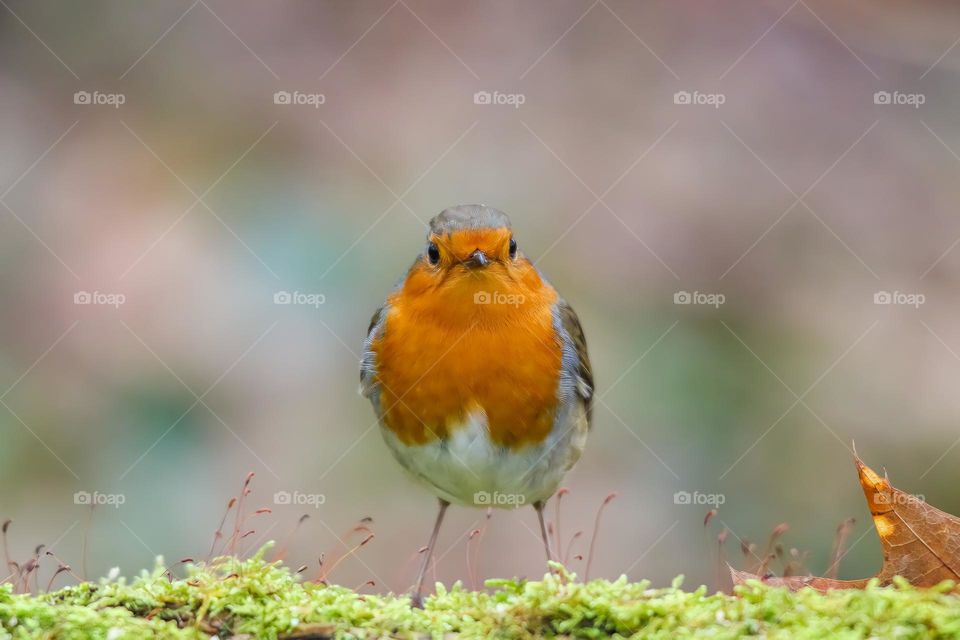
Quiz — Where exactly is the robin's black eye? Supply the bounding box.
[509,238,518,259]
[427,243,441,265]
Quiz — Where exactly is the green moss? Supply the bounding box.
[2,547,959,639]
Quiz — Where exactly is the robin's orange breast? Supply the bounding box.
[372,280,561,448]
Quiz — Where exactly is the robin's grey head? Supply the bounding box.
[423,205,517,270]
[428,205,512,236]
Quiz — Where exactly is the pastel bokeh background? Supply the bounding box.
[3,0,960,592]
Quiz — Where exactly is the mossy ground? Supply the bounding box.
[2,546,958,639]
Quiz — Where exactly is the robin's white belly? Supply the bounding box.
[379,403,589,507]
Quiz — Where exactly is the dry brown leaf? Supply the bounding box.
[732,455,960,591]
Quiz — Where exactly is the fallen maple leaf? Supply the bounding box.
[731,455,960,591]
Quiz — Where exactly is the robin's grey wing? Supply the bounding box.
[555,299,594,423]
[361,268,413,403]
[360,303,387,401]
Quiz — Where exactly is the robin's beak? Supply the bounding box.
[464,249,489,268]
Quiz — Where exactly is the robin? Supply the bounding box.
[361,205,593,606]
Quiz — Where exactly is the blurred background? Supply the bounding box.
[2,0,960,593]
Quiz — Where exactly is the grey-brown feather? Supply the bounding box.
[360,304,386,401]
[557,299,593,423]
[429,204,512,236]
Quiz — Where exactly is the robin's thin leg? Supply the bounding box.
[411,498,449,608]
[533,500,554,563]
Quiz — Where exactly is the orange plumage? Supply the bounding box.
[372,227,561,447]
